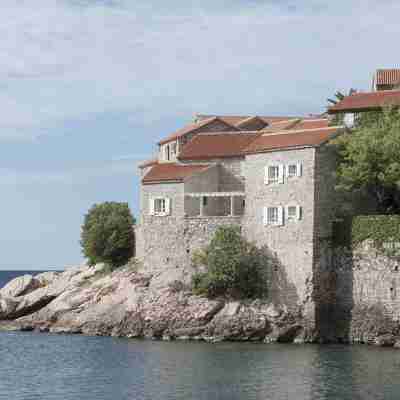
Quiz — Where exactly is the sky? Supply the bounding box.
[1,0,399,270]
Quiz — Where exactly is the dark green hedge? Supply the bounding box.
[333,215,400,248]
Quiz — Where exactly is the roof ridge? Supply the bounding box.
[261,126,341,137]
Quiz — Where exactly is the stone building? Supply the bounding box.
[135,114,343,329]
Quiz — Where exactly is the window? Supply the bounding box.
[267,207,278,224]
[287,206,297,220]
[264,206,283,226]
[265,164,284,184]
[165,145,170,161]
[286,163,302,178]
[154,198,166,214]
[171,142,177,157]
[286,205,302,221]
[268,166,279,183]
[150,197,170,216]
[287,165,297,178]
[202,197,208,206]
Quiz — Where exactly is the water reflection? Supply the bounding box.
[1,333,400,400]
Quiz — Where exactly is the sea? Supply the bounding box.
[1,271,400,400]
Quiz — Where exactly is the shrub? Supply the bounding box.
[191,226,268,299]
[333,215,400,252]
[80,202,135,269]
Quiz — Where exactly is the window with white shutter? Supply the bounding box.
[286,163,302,178]
[150,197,171,216]
[264,206,284,226]
[265,165,282,184]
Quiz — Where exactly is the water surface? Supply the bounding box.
[0,332,399,400]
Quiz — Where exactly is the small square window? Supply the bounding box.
[288,164,297,178]
[267,207,278,224]
[154,198,166,214]
[287,206,297,220]
[268,166,279,183]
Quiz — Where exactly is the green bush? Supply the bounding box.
[191,226,268,299]
[333,215,400,249]
[80,202,135,269]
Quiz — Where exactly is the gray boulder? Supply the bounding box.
[0,274,40,297]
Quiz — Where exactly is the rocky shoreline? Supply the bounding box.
[1,262,400,348]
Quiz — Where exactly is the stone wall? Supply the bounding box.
[137,182,186,271]
[334,242,400,343]
[242,148,316,319]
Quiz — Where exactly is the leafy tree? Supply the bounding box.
[335,108,400,213]
[81,202,135,269]
[192,226,268,298]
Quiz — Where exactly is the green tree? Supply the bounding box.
[81,202,135,269]
[192,226,268,298]
[335,108,400,213]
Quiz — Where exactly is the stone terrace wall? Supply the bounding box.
[334,242,400,343]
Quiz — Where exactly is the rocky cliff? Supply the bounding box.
[0,263,310,343]
[2,242,400,347]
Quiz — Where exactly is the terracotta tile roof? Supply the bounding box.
[292,119,330,130]
[138,158,158,169]
[195,114,301,126]
[328,90,400,113]
[375,69,400,86]
[178,133,260,161]
[158,117,237,145]
[142,163,209,184]
[261,118,329,133]
[262,119,300,133]
[244,127,340,154]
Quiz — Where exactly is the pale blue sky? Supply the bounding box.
[1,0,399,270]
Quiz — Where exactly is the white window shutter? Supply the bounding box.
[149,198,155,215]
[278,206,284,226]
[263,207,268,225]
[297,163,302,177]
[286,165,290,178]
[264,166,269,185]
[296,205,302,220]
[165,198,171,215]
[278,164,284,184]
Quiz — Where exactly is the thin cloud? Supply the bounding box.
[0,1,399,141]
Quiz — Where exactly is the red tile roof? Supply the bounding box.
[142,163,209,184]
[196,114,301,126]
[375,69,400,86]
[244,127,340,154]
[292,118,330,130]
[138,158,158,169]
[178,133,260,161]
[328,90,400,113]
[158,117,237,145]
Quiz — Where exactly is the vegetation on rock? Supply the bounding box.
[334,108,400,213]
[333,215,400,252]
[191,226,268,299]
[80,202,135,269]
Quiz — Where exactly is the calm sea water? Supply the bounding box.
[0,333,400,399]
[1,272,400,399]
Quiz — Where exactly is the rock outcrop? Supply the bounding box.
[0,264,308,343]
